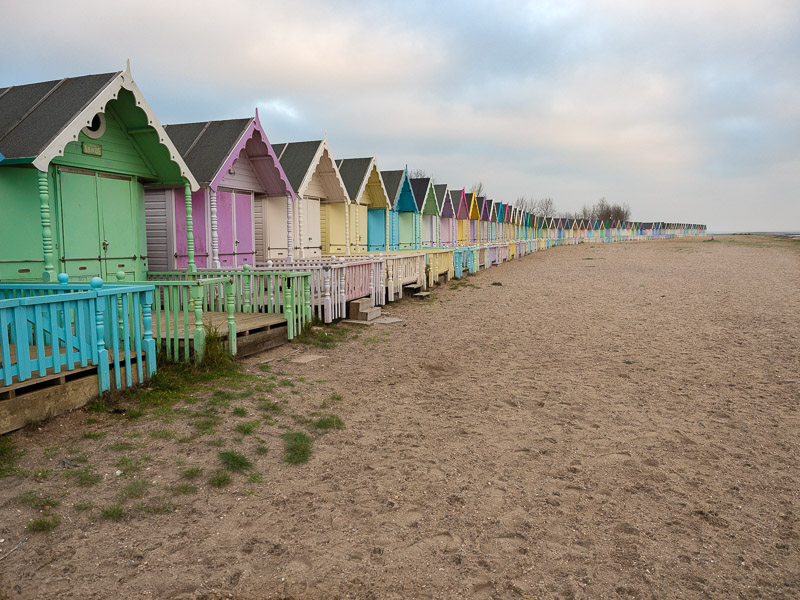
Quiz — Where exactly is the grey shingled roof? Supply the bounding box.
[164,118,251,185]
[410,177,431,211]
[380,170,404,202]
[0,71,119,160]
[336,157,372,201]
[272,140,322,193]
[433,184,448,211]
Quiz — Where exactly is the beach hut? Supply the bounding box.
[410,177,439,248]
[0,63,197,282]
[381,168,418,251]
[467,193,481,245]
[336,157,391,252]
[145,112,293,269]
[487,200,497,242]
[271,138,349,257]
[452,188,469,246]
[434,184,456,247]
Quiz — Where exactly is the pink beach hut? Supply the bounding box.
[435,184,456,247]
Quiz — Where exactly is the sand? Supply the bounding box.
[1,235,798,599]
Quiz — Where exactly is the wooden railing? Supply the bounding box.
[255,258,382,324]
[422,249,454,286]
[1,275,157,393]
[147,270,310,340]
[452,248,467,279]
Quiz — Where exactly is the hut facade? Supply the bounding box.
[336,157,391,252]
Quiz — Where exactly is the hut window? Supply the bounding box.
[82,113,106,139]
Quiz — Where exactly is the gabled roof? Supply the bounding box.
[410,177,433,212]
[452,187,469,219]
[434,184,454,218]
[273,138,348,201]
[0,62,197,188]
[381,168,416,212]
[165,111,292,197]
[336,157,376,203]
[488,200,496,221]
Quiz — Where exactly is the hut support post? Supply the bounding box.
[209,188,220,268]
[38,169,56,282]
[286,195,294,263]
[184,182,197,273]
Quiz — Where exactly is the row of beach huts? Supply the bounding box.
[0,64,706,432]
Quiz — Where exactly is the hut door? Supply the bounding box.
[357,205,368,251]
[58,169,102,279]
[367,209,385,251]
[303,197,321,258]
[216,191,235,267]
[234,192,254,266]
[97,173,138,280]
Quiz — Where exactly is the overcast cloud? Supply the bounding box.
[2,0,798,230]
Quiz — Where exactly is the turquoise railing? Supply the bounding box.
[1,275,157,393]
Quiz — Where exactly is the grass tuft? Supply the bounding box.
[64,468,101,487]
[491,281,503,286]
[0,436,21,478]
[181,466,204,480]
[82,432,107,440]
[120,480,150,501]
[101,504,126,520]
[209,470,232,488]
[282,432,313,464]
[218,450,252,472]
[234,420,260,435]
[27,514,61,532]
[314,415,345,431]
[232,407,248,417]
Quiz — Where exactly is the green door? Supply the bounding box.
[59,169,102,280]
[58,168,140,281]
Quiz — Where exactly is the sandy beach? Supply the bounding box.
[1,235,798,599]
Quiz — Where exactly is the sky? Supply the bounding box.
[2,0,798,231]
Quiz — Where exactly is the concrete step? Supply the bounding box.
[404,283,424,292]
[358,306,382,321]
[413,292,431,299]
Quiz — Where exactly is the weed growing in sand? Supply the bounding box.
[314,415,345,431]
[206,438,224,448]
[282,432,313,464]
[150,429,175,440]
[247,473,263,484]
[491,281,503,286]
[218,451,252,472]
[74,502,94,512]
[234,420,260,435]
[16,491,60,509]
[82,432,107,440]
[139,499,176,514]
[172,483,197,495]
[181,466,204,480]
[259,399,283,414]
[278,378,294,388]
[86,400,107,413]
[209,470,232,488]
[255,443,269,456]
[101,504,125,520]
[64,468,101,487]
[0,436,21,478]
[257,363,271,372]
[294,323,353,349]
[232,407,248,417]
[119,480,150,502]
[209,390,234,407]
[27,514,61,532]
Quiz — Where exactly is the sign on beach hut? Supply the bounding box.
[381,168,418,251]
[0,63,197,282]
[336,157,391,252]
[145,112,293,269]
[272,139,349,257]
[410,177,439,248]
[435,184,456,247]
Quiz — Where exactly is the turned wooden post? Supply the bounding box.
[38,170,56,282]
[91,277,110,393]
[242,264,252,313]
[286,195,294,263]
[184,182,197,273]
[322,266,332,323]
[209,188,220,268]
[225,281,237,356]
[141,288,157,377]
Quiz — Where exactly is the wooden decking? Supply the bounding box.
[158,311,286,339]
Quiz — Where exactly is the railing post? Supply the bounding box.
[38,169,56,282]
[338,258,346,317]
[91,277,110,393]
[283,277,295,340]
[303,275,312,327]
[322,266,332,323]
[141,288,157,378]
[243,264,252,313]
[225,281,237,356]
[191,282,205,362]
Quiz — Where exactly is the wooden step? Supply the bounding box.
[413,292,431,299]
[348,297,375,320]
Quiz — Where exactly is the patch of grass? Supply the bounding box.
[282,432,313,464]
[209,470,232,488]
[27,514,61,532]
[192,416,221,434]
[107,441,135,452]
[0,436,21,478]
[247,473,263,484]
[581,257,594,260]
[314,415,345,431]
[149,429,175,440]
[278,378,294,388]
[209,390,234,407]
[125,407,146,420]
[30,468,52,479]
[206,438,224,448]
[172,483,197,495]
[181,466,204,480]
[177,434,198,444]
[120,480,150,501]
[16,491,60,510]
[255,444,269,456]
[101,504,126,520]
[86,418,99,424]
[257,363,271,372]
[294,323,352,349]
[234,420,260,435]
[232,407,248,417]
[258,382,277,394]
[64,468,101,487]
[218,450,252,472]
[196,323,238,373]
[139,499,176,514]
[66,451,89,464]
[330,393,342,403]
[115,456,141,473]
[259,399,283,414]
[491,281,503,285]
[43,446,59,460]
[74,502,94,511]
[86,400,108,413]
[82,432,107,440]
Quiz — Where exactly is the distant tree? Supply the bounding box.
[470,182,485,197]
[531,197,555,216]
[409,169,429,179]
[580,204,595,221]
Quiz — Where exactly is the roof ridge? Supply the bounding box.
[182,120,212,158]
[0,77,68,144]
